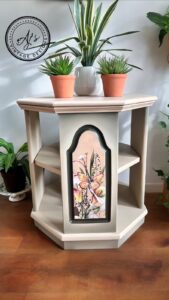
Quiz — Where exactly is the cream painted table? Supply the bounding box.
[17,95,157,250]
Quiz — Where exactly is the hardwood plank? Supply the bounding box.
[0,192,169,299]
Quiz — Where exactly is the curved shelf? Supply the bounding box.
[34,143,140,175]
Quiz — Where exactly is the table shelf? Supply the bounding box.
[35,143,140,175]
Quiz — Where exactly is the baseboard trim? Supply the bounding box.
[145,183,163,193]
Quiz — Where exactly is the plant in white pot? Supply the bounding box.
[47,0,139,96]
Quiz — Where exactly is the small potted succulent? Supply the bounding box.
[98,55,133,97]
[0,138,30,193]
[40,56,76,98]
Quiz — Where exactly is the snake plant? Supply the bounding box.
[48,0,139,66]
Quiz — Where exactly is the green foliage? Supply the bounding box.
[159,121,167,128]
[40,56,75,76]
[98,55,133,74]
[154,169,165,177]
[147,10,169,46]
[47,0,139,66]
[0,138,30,182]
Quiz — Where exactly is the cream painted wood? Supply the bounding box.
[18,94,157,249]
[17,94,157,114]
[25,111,44,211]
[35,145,61,175]
[118,143,140,174]
[34,143,140,176]
[30,181,147,249]
[59,113,118,234]
[129,108,149,208]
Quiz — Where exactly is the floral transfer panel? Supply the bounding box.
[72,129,108,221]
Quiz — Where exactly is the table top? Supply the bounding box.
[17,94,157,114]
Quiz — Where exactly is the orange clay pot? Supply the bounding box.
[101,74,127,97]
[50,75,75,98]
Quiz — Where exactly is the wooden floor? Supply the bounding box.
[0,193,169,300]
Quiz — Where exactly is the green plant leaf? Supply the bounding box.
[159,121,167,128]
[98,31,139,51]
[154,169,165,177]
[127,63,143,70]
[80,1,86,41]
[93,3,102,34]
[86,25,93,46]
[68,3,80,36]
[74,0,81,37]
[147,12,169,30]
[4,153,16,172]
[92,0,118,56]
[163,202,169,208]
[50,37,80,49]
[64,44,81,56]
[17,142,28,155]
[85,0,94,27]
[0,138,14,154]
[159,29,167,46]
[0,153,6,169]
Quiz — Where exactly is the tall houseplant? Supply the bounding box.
[47,0,138,95]
[0,139,30,193]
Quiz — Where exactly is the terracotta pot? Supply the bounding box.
[101,74,128,97]
[1,166,26,193]
[50,75,75,98]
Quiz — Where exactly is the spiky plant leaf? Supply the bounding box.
[93,3,102,34]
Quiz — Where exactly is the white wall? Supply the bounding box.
[0,0,169,191]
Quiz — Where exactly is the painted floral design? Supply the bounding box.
[73,151,106,220]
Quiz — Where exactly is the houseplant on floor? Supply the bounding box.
[0,138,30,193]
[41,56,76,98]
[98,55,139,97]
[46,0,139,96]
[155,108,169,208]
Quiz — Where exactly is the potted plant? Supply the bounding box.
[45,0,139,96]
[0,138,30,193]
[98,55,135,97]
[155,108,169,208]
[40,56,76,98]
[147,8,169,48]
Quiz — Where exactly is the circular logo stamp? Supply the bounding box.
[5,16,50,61]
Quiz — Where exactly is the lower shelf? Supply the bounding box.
[31,182,147,249]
